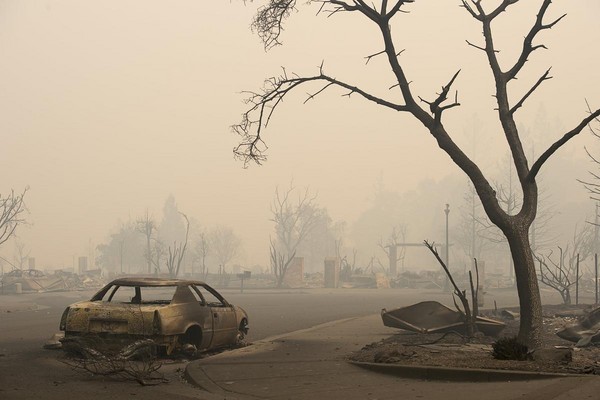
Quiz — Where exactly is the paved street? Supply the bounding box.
[0,286,570,399]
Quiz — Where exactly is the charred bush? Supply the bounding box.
[61,336,166,386]
[492,336,529,361]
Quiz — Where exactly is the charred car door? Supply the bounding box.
[194,284,238,347]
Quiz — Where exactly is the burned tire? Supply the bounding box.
[180,325,202,355]
[237,318,249,344]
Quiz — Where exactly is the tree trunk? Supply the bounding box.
[147,236,152,274]
[506,227,543,349]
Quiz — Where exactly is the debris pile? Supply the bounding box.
[1,269,105,293]
[556,306,600,347]
[60,336,167,386]
[381,301,506,337]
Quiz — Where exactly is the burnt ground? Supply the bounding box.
[348,304,600,375]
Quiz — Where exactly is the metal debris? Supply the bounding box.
[381,301,505,337]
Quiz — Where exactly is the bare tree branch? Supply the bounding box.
[0,188,28,248]
[509,68,552,115]
[529,107,600,181]
[505,0,564,80]
[252,0,297,50]
[233,70,409,166]
[418,70,461,123]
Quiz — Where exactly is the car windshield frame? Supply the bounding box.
[89,280,231,307]
[190,283,231,307]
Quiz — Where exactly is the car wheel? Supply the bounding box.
[180,326,202,355]
[236,319,249,344]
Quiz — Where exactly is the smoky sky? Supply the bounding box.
[0,1,599,269]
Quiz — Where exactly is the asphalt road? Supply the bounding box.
[0,286,561,399]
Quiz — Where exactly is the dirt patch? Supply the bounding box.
[348,304,600,375]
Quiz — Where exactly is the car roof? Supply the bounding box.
[109,277,207,287]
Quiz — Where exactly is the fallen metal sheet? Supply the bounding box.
[556,307,600,346]
[500,309,519,320]
[381,301,505,337]
[1,270,68,292]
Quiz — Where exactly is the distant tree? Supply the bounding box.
[270,237,295,288]
[150,238,166,274]
[350,180,405,264]
[165,213,190,278]
[96,221,144,274]
[272,184,321,254]
[0,188,28,248]
[192,231,210,279]
[270,183,324,281]
[296,208,342,272]
[159,195,186,246]
[12,239,30,270]
[456,182,492,266]
[236,1,600,348]
[377,225,407,274]
[579,107,600,250]
[136,210,157,274]
[209,225,241,273]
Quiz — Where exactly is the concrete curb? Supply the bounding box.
[349,361,590,382]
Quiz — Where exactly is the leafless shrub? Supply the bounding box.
[424,240,480,337]
[61,337,167,386]
[536,249,579,305]
[535,224,592,304]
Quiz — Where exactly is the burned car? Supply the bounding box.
[59,277,248,354]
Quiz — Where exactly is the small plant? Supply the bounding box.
[424,240,480,337]
[492,337,529,361]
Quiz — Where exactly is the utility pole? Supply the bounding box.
[119,239,124,274]
[595,202,599,254]
[445,204,450,269]
[471,189,476,267]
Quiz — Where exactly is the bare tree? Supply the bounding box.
[192,231,210,279]
[456,182,492,265]
[269,237,296,288]
[270,183,322,283]
[165,213,190,278]
[272,184,321,254]
[0,188,28,248]
[13,239,30,270]
[535,224,593,305]
[209,225,241,274]
[136,210,157,274]
[235,0,600,348]
[377,225,407,275]
[335,235,358,280]
[96,221,144,274]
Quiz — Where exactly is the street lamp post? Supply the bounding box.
[445,204,450,270]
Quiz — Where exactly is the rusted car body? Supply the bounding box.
[60,277,248,354]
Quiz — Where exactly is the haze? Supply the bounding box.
[1,0,599,273]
